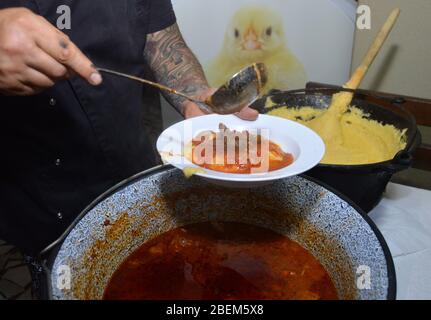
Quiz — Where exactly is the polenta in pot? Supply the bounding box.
[267,102,407,166]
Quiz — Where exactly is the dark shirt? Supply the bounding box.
[0,0,176,254]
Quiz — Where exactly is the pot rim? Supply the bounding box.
[41,164,397,300]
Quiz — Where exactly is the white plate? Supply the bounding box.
[156,114,325,187]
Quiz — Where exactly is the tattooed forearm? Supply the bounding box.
[144,24,209,114]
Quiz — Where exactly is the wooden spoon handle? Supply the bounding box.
[346,8,400,89]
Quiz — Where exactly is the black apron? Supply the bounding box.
[0,0,176,254]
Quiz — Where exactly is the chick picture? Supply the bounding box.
[207,6,307,92]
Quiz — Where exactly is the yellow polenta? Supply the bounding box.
[268,104,407,165]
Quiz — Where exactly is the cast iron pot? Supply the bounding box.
[41,165,396,300]
[251,89,421,213]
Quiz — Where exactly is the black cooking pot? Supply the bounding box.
[251,89,422,213]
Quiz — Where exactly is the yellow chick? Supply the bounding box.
[207,6,307,92]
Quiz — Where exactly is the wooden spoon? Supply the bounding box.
[309,8,401,144]
[330,8,401,114]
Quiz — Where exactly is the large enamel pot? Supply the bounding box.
[251,89,421,213]
[41,165,396,300]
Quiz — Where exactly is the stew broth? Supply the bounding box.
[103,222,338,300]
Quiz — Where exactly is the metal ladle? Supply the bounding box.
[96,62,268,115]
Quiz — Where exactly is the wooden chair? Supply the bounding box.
[306,82,431,172]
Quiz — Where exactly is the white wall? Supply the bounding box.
[172,0,356,86]
[353,0,431,99]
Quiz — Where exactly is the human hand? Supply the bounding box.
[0,7,102,96]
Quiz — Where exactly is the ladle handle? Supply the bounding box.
[96,67,204,108]
[346,8,400,90]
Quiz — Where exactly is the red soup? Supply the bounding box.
[190,125,294,174]
[103,222,338,300]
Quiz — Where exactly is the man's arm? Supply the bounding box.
[144,23,258,120]
[144,23,210,118]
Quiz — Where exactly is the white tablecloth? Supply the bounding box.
[369,183,431,300]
